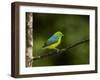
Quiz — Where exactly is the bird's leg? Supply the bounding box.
[55,48,60,53]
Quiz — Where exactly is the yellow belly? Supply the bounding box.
[45,39,61,49]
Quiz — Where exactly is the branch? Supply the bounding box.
[32,39,89,61]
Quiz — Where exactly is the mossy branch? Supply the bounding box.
[32,39,89,61]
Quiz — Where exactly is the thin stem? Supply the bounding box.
[32,39,89,61]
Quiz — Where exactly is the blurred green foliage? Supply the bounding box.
[32,13,89,67]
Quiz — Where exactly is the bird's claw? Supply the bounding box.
[56,48,60,53]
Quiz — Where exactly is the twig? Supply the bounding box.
[32,39,89,61]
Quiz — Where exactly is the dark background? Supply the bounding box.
[32,13,89,67]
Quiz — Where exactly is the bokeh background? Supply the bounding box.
[32,13,89,67]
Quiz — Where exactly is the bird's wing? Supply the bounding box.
[43,35,58,47]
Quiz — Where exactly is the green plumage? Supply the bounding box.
[43,31,64,49]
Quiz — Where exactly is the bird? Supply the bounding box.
[43,31,64,52]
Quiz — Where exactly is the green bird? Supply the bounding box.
[43,31,64,52]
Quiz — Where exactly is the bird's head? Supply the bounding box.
[54,31,64,38]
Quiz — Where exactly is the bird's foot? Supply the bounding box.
[55,48,60,53]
